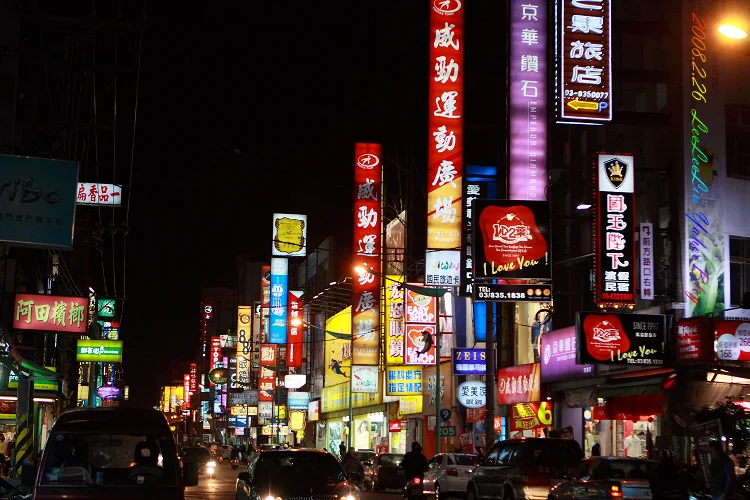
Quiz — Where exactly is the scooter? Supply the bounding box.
[403,475,425,500]
[231,458,240,470]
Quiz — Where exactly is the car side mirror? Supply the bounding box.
[183,461,199,487]
[238,472,251,482]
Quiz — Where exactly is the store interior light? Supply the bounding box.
[719,23,747,39]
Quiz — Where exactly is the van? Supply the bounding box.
[34,407,199,500]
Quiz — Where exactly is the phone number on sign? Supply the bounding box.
[478,292,528,300]
[564,90,609,100]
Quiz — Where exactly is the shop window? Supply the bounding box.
[730,236,750,306]
[727,106,750,180]
[515,303,551,365]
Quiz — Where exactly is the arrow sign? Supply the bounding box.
[566,99,599,111]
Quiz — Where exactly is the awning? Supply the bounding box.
[595,375,665,398]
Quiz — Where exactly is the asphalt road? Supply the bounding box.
[185,462,241,500]
[362,489,403,500]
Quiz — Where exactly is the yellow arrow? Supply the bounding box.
[567,98,599,111]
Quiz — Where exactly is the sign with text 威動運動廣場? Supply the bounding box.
[427,0,463,250]
[13,293,88,333]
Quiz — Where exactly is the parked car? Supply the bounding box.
[466,438,583,500]
[355,450,376,467]
[364,453,405,491]
[548,457,657,499]
[422,453,480,500]
[235,448,360,500]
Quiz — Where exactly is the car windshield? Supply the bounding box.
[180,447,211,462]
[379,454,404,466]
[40,432,178,487]
[356,452,374,461]
[520,441,583,468]
[453,454,480,466]
[253,452,346,491]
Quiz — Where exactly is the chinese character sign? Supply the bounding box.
[76,183,123,206]
[509,0,547,200]
[386,366,423,396]
[260,266,271,342]
[269,258,288,344]
[0,155,78,249]
[425,250,460,286]
[404,287,437,365]
[258,344,278,402]
[353,143,382,366]
[595,154,636,306]
[497,363,540,405]
[385,275,405,365]
[715,320,750,362]
[639,223,654,300]
[427,2,463,250]
[557,0,612,122]
[75,340,123,362]
[472,199,552,279]
[288,290,304,367]
[540,326,594,383]
[272,213,307,257]
[460,182,486,296]
[189,362,198,392]
[183,374,191,409]
[236,305,253,386]
[13,293,88,333]
[452,348,486,375]
[210,337,221,386]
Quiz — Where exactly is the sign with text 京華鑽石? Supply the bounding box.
[13,293,88,333]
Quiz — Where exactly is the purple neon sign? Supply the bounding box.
[509,0,547,201]
[540,326,594,383]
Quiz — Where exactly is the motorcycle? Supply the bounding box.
[231,458,240,470]
[403,475,425,500]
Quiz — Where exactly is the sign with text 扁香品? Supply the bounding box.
[0,155,79,248]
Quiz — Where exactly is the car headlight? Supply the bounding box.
[207,461,217,467]
[343,496,357,500]
[265,496,283,500]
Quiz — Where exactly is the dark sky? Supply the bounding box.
[120,1,504,403]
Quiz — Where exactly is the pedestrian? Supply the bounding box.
[341,448,363,483]
[708,440,736,500]
[591,442,601,457]
[338,441,347,458]
[0,434,8,475]
[400,442,428,481]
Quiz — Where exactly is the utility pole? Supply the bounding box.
[435,305,442,453]
[484,302,496,448]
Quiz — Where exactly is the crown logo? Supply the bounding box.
[609,162,623,176]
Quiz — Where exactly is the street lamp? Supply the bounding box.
[353,266,450,453]
[719,23,747,39]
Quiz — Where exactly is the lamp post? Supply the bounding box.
[354,267,449,453]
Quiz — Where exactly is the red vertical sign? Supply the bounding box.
[260,265,271,343]
[258,344,277,402]
[353,143,383,365]
[427,1,463,250]
[189,362,198,392]
[209,336,221,385]
[288,290,304,367]
[183,374,191,409]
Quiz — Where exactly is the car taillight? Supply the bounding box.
[445,468,458,477]
[608,483,623,497]
[413,477,422,484]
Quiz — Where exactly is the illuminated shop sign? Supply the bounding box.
[268,258,288,344]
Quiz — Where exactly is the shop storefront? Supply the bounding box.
[498,363,547,439]
[320,381,384,453]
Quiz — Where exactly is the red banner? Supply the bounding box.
[288,290,304,367]
[13,293,88,333]
[427,1,463,250]
[353,143,382,365]
[497,363,541,405]
[259,344,277,402]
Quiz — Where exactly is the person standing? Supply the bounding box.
[0,434,8,474]
[624,429,642,458]
[708,441,736,500]
[338,441,347,459]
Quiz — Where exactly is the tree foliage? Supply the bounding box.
[693,398,750,455]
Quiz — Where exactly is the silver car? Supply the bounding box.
[549,457,657,499]
[422,453,480,500]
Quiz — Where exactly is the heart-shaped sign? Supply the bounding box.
[582,314,630,362]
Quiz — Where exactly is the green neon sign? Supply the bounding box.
[76,340,123,362]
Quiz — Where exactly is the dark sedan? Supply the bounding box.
[549,457,657,499]
[364,453,405,491]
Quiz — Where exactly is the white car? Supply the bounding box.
[422,453,480,500]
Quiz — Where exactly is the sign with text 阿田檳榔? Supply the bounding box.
[576,312,666,365]
[13,293,88,333]
[557,0,612,123]
[76,183,123,206]
[353,143,382,366]
[453,349,486,375]
[427,0,463,250]
[595,154,636,306]
[0,155,79,249]
[76,340,123,362]
[269,258,288,344]
[473,199,552,280]
[272,213,306,257]
[386,366,423,396]
[509,0,548,200]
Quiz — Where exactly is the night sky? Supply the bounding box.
[121,2,505,403]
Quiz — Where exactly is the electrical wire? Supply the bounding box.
[90,32,109,297]
[121,0,147,319]
[110,28,119,301]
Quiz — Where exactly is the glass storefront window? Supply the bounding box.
[327,420,344,456]
[514,303,552,365]
[584,406,659,458]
